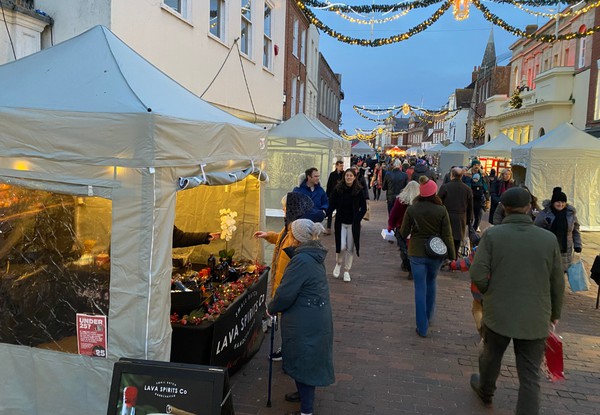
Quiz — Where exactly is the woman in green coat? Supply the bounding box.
[268,219,334,415]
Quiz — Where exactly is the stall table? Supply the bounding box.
[170,269,268,374]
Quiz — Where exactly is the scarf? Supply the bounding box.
[550,207,569,253]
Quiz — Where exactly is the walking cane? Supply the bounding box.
[266,315,277,407]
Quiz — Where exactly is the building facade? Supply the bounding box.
[585,7,600,136]
[282,0,308,119]
[445,88,473,143]
[484,7,593,143]
[0,0,51,63]
[35,0,286,125]
[305,23,319,119]
[318,52,343,133]
[467,30,511,145]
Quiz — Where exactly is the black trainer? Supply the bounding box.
[284,391,301,402]
[470,373,492,407]
[268,348,282,361]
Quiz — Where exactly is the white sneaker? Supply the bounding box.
[333,264,341,278]
[343,272,351,282]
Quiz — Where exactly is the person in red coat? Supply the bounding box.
[387,181,420,279]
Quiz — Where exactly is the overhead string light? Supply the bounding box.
[297,0,452,47]
[508,0,600,18]
[472,0,600,42]
[298,0,600,46]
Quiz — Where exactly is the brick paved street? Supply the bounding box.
[231,198,600,415]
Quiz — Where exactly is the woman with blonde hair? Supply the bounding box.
[388,181,421,279]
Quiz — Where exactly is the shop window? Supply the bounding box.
[209,0,225,40]
[292,19,298,57]
[0,184,111,354]
[594,60,600,120]
[240,0,253,57]
[578,25,587,68]
[263,3,273,70]
[164,0,188,18]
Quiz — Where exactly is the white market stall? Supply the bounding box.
[265,113,350,212]
[511,123,600,230]
[351,140,375,156]
[438,141,470,177]
[424,143,445,155]
[406,146,424,156]
[0,26,267,414]
[469,133,516,173]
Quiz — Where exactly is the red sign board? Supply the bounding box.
[76,313,107,358]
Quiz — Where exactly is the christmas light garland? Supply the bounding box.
[508,0,600,18]
[472,0,600,42]
[298,0,452,47]
[298,0,599,46]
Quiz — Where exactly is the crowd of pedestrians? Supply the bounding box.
[256,151,583,415]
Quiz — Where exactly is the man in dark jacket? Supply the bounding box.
[324,160,344,234]
[382,159,408,214]
[469,187,564,415]
[411,159,436,183]
[293,167,329,223]
[438,167,473,256]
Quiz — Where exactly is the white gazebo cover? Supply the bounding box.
[425,143,445,155]
[439,141,469,175]
[352,141,375,155]
[511,123,600,230]
[470,133,516,159]
[265,113,349,211]
[0,25,267,413]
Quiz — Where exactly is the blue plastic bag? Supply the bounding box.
[567,260,589,292]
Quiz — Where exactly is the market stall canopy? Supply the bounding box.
[406,146,424,156]
[425,143,445,154]
[469,133,516,159]
[0,25,267,414]
[352,141,375,155]
[265,113,349,211]
[438,141,469,176]
[511,123,600,230]
[0,25,266,170]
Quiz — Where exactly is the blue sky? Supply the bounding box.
[311,1,557,133]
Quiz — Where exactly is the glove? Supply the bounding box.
[574,247,582,253]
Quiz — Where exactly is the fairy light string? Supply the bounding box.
[298,0,600,46]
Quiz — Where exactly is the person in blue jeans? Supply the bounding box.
[399,176,455,337]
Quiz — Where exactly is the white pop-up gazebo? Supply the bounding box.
[351,140,375,156]
[470,133,516,159]
[511,123,600,230]
[0,26,267,413]
[265,113,350,212]
[438,141,470,176]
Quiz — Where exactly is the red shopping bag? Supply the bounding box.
[544,331,565,382]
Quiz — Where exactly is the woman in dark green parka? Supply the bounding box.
[268,219,334,415]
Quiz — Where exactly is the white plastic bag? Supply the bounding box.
[381,229,396,242]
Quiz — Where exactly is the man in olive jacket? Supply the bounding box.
[469,187,564,415]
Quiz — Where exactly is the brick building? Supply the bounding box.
[467,30,510,145]
[283,0,309,120]
[585,7,600,136]
[318,52,343,133]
